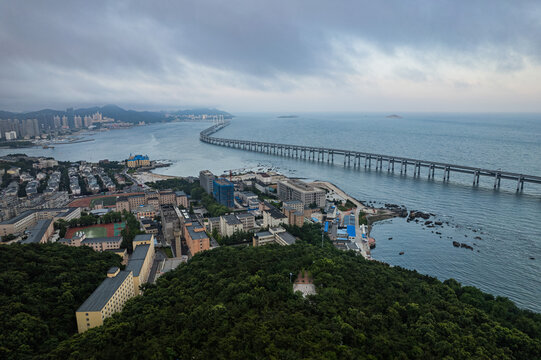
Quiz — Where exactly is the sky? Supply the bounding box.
[1,0,541,113]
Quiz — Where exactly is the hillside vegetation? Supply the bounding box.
[51,241,541,359]
[0,244,122,359]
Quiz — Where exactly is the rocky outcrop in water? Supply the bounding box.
[452,241,473,250]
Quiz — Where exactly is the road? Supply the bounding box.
[311,181,377,259]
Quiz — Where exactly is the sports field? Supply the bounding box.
[90,197,117,208]
[65,222,126,239]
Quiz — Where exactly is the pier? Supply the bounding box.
[200,121,541,192]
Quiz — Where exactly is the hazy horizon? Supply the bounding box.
[1,1,541,113]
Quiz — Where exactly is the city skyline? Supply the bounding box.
[1,1,541,113]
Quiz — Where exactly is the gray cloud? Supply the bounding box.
[1,0,540,111]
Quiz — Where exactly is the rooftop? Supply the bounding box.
[77,270,132,312]
[0,210,35,225]
[265,206,287,219]
[254,231,272,238]
[213,178,233,186]
[187,223,208,240]
[276,231,296,245]
[279,179,324,193]
[222,214,242,225]
[134,234,153,242]
[21,219,52,244]
[81,236,122,244]
[126,244,151,277]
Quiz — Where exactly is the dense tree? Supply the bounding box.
[120,211,144,252]
[0,243,122,359]
[51,240,541,359]
[218,230,253,245]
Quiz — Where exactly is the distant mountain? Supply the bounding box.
[0,105,233,123]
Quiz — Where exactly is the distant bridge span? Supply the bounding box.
[200,121,541,192]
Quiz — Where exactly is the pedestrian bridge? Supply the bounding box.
[200,121,541,192]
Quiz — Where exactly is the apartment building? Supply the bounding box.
[76,267,135,333]
[183,220,209,256]
[128,195,146,209]
[116,196,130,212]
[263,206,288,228]
[236,212,256,232]
[277,179,325,208]
[253,227,296,247]
[58,234,122,252]
[219,214,243,237]
[126,240,155,295]
[199,170,215,194]
[213,178,234,208]
[0,207,80,237]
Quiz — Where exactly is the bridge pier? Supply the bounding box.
[494,173,501,188]
[517,176,524,191]
[473,171,480,186]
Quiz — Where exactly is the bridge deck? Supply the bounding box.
[200,122,541,187]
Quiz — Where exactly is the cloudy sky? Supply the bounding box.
[1,0,541,112]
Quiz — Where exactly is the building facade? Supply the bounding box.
[76,268,135,333]
[213,178,234,208]
[199,170,215,194]
[126,155,150,168]
[277,179,326,208]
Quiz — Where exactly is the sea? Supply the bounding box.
[2,112,540,312]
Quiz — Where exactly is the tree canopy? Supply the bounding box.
[0,243,122,359]
[51,241,541,359]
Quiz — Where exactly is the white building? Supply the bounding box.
[4,131,17,140]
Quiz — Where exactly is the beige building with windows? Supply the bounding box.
[116,196,130,212]
[253,227,296,247]
[159,191,176,205]
[175,191,188,208]
[277,179,325,208]
[126,235,155,295]
[76,267,135,333]
[128,195,146,209]
[219,214,243,237]
[262,206,288,228]
[0,207,80,237]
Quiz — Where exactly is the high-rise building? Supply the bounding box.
[22,119,39,138]
[92,112,103,122]
[83,115,93,127]
[199,170,216,194]
[74,115,82,128]
[199,170,215,194]
[213,178,234,208]
[53,115,61,128]
[4,131,17,140]
[61,115,68,128]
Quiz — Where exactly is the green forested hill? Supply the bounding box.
[51,243,541,360]
[0,244,122,359]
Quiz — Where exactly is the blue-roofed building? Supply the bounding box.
[213,178,234,208]
[346,225,356,240]
[126,154,150,168]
